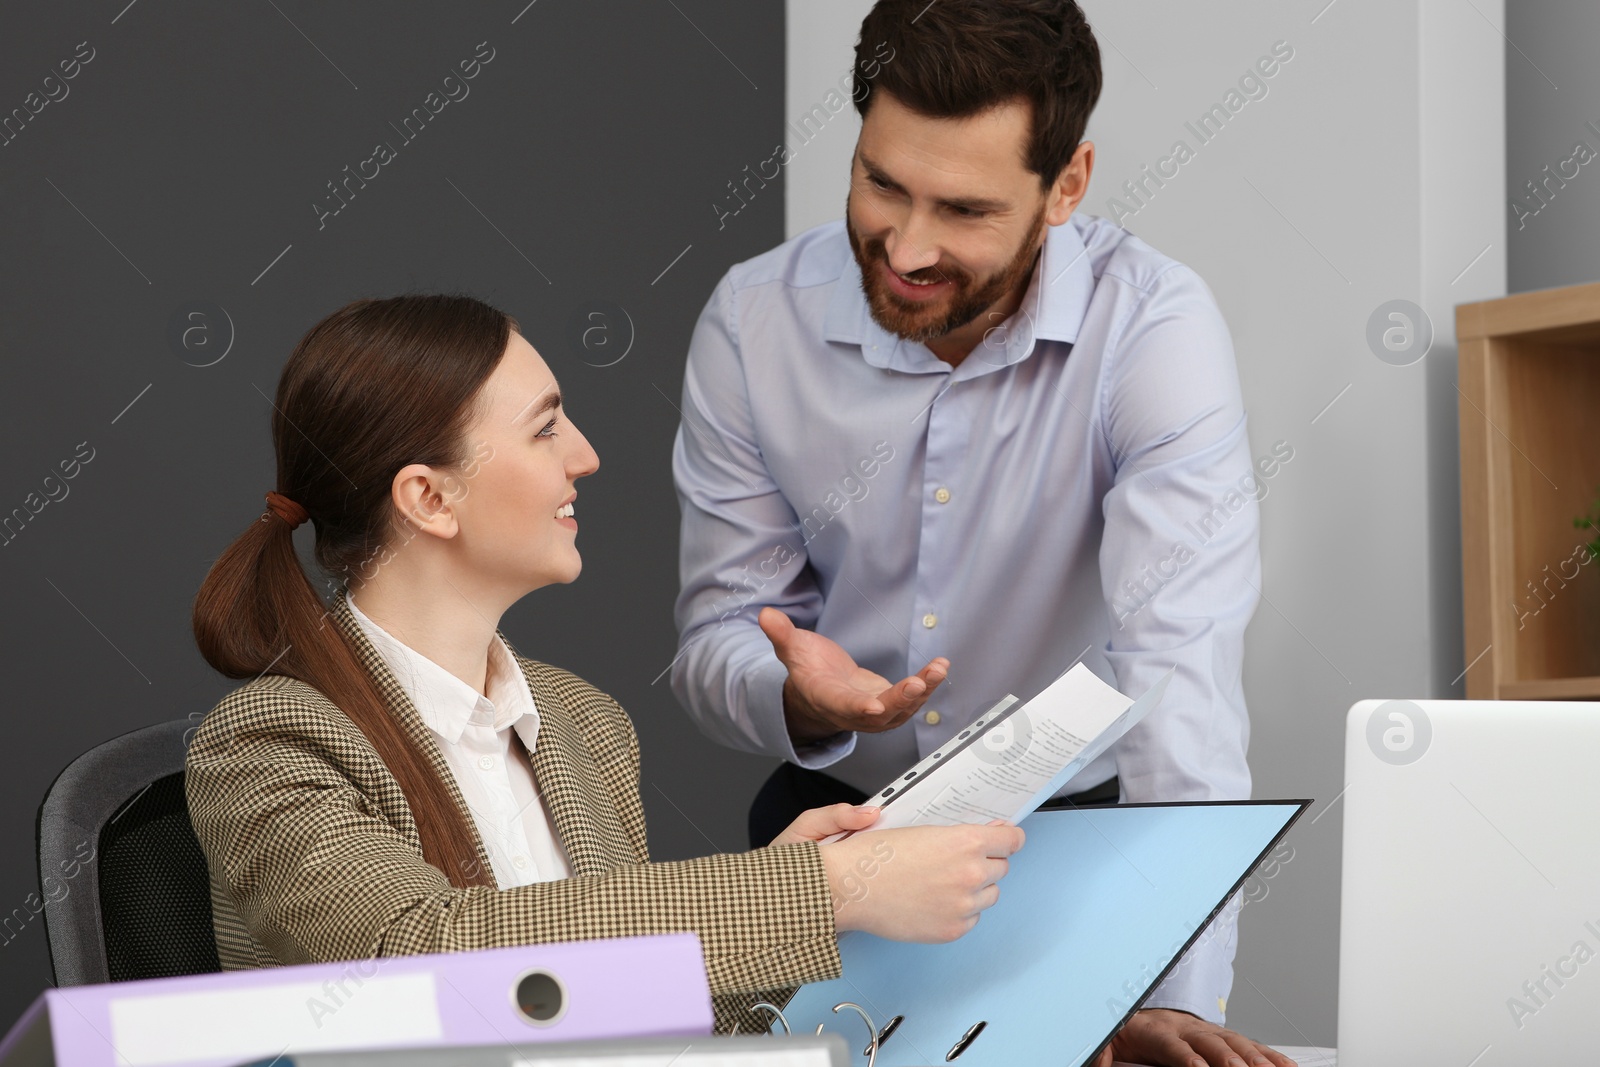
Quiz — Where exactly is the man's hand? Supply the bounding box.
[758,606,949,743]
[1093,1009,1298,1067]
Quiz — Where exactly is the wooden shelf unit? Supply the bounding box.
[1457,280,1600,700]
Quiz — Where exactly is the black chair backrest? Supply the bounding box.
[35,718,220,985]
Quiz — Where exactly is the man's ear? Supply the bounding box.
[1046,140,1094,225]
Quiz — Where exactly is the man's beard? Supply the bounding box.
[845,197,1047,344]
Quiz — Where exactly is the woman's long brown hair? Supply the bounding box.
[192,294,518,889]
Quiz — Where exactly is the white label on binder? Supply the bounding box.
[108,972,443,1065]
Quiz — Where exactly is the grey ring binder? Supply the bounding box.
[231,1033,851,1066]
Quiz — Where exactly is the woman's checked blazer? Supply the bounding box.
[184,591,843,1033]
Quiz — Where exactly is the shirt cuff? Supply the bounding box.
[1139,994,1225,1027]
[1142,899,1238,1026]
[747,657,858,769]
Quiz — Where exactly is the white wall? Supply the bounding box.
[783,0,879,238]
[785,0,1505,1046]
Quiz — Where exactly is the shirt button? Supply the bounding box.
[922,613,938,629]
[513,856,529,869]
[934,487,951,504]
[477,755,494,770]
[924,710,942,725]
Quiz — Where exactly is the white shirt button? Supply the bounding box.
[922,613,938,629]
[924,709,942,725]
[513,855,529,869]
[934,487,951,504]
[477,755,495,770]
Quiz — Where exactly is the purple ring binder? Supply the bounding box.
[0,934,713,1067]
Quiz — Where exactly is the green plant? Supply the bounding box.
[1576,488,1600,565]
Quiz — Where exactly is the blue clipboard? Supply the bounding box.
[778,800,1308,1066]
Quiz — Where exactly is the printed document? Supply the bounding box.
[835,664,1173,837]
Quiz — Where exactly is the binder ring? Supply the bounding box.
[731,1001,792,1036]
[870,1015,904,1056]
[815,1002,879,1067]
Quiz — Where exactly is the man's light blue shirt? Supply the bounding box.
[669,212,1261,1023]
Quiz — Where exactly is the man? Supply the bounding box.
[670,2,1288,1064]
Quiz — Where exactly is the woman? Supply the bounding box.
[186,294,1024,1034]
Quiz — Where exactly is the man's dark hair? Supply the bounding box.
[852,0,1102,191]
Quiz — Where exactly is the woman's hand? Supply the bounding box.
[819,821,1025,942]
[769,802,883,847]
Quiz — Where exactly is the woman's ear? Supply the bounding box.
[391,463,461,540]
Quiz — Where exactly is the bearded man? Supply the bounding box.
[669,4,1286,1064]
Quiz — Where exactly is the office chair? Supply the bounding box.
[35,718,220,985]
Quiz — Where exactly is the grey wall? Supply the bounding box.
[1507,1,1600,293]
[784,0,1506,1048]
[0,0,785,1029]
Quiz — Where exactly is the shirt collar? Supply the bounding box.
[823,213,1096,372]
[344,591,538,747]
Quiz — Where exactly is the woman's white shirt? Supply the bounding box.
[345,591,572,888]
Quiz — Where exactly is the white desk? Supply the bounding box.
[1115,1046,1334,1066]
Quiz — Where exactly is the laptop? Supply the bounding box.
[1338,698,1600,1064]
